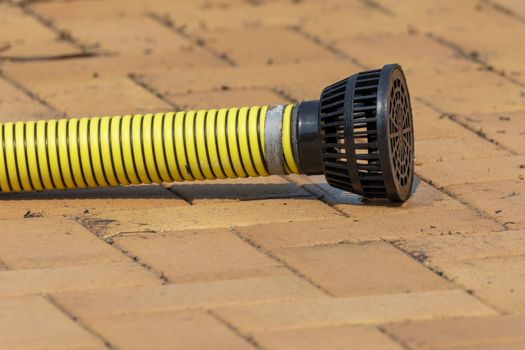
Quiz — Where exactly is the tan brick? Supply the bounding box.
[412,67,525,116]
[436,256,525,313]
[459,110,525,155]
[0,217,127,269]
[84,310,255,350]
[295,175,464,214]
[81,198,342,238]
[412,101,473,141]
[384,315,525,350]
[0,184,187,220]
[0,262,161,296]
[0,79,54,122]
[446,179,525,229]
[415,137,507,163]
[0,4,80,59]
[213,290,496,333]
[170,176,311,204]
[254,325,404,350]
[273,242,452,297]
[416,155,525,188]
[171,87,289,110]
[114,229,283,282]
[0,295,105,350]
[396,229,525,264]
[138,59,358,97]
[195,26,337,65]
[238,211,502,250]
[52,275,325,318]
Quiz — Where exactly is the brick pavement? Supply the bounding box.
[0,0,524,349]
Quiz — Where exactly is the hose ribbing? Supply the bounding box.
[0,105,299,193]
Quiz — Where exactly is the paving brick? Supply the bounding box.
[415,137,507,163]
[295,175,464,214]
[458,110,525,155]
[0,184,187,220]
[0,78,54,122]
[170,176,311,204]
[411,67,525,116]
[412,101,473,141]
[253,325,405,350]
[0,295,105,350]
[384,314,525,350]
[435,256,525,313]
[170,87,289,110]
[81,198,342,238]
[0,217,127,269]
[238,211,502,250]
[113,229,284,283]
[0,262,161,296]
[416,155,525,188]
[138,59,358,97]
[194,26,338,65]
[84,310,255,350]
[395,229,525,264]
[446,179,525,229]
[52,275,324,318]
[213,290,496,333]
[0,4,80,59]
[273,242,452,297]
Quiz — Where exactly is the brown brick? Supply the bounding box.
[0,185,187,220]
[458,110,525,155]
[412,100,473,141]
[0,295,105,350]
[416,155,525,188]
[384,314,525,350]
[52,275,325,318]
[273,242,452,297]
[0,4,80,59]
[170,176,311,204]
[254,325,405,350]
[396,229,525,264]
[195,27,337,65]
[415,137,507,163]
[81,198,342,238]
[84,310,255,350]
[171,87,289,110]
[113,229,284,283]
[238,211,502,251]
[0,217,127,269]
[0,262,161,296]
[436,256,525,313]
[213,290,496,332]
[446,179,525,229]
[0,79,54,122]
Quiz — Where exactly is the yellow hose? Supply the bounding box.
[0,105,300,193]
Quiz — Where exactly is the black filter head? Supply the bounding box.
[318,64,414,201]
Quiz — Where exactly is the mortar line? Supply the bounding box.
[45,294,115,350]
[230,227,334,296]
[207,309,264,350]
[76,217,170,284]
[128,73,181,110]
[481,0,525,25]
[18,5,96,53]
[358,0,395,16]
[377,326,413,350]
[0,52,99,63]
[426,32,525,88]
[0,69,61,114]
[388,239,506,315]
[415,96,519,156]
[148,12,237,67]
[290,26,368,69]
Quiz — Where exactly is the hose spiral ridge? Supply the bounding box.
[0,104,299,193]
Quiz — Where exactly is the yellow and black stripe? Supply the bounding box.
[0,105,300,193]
